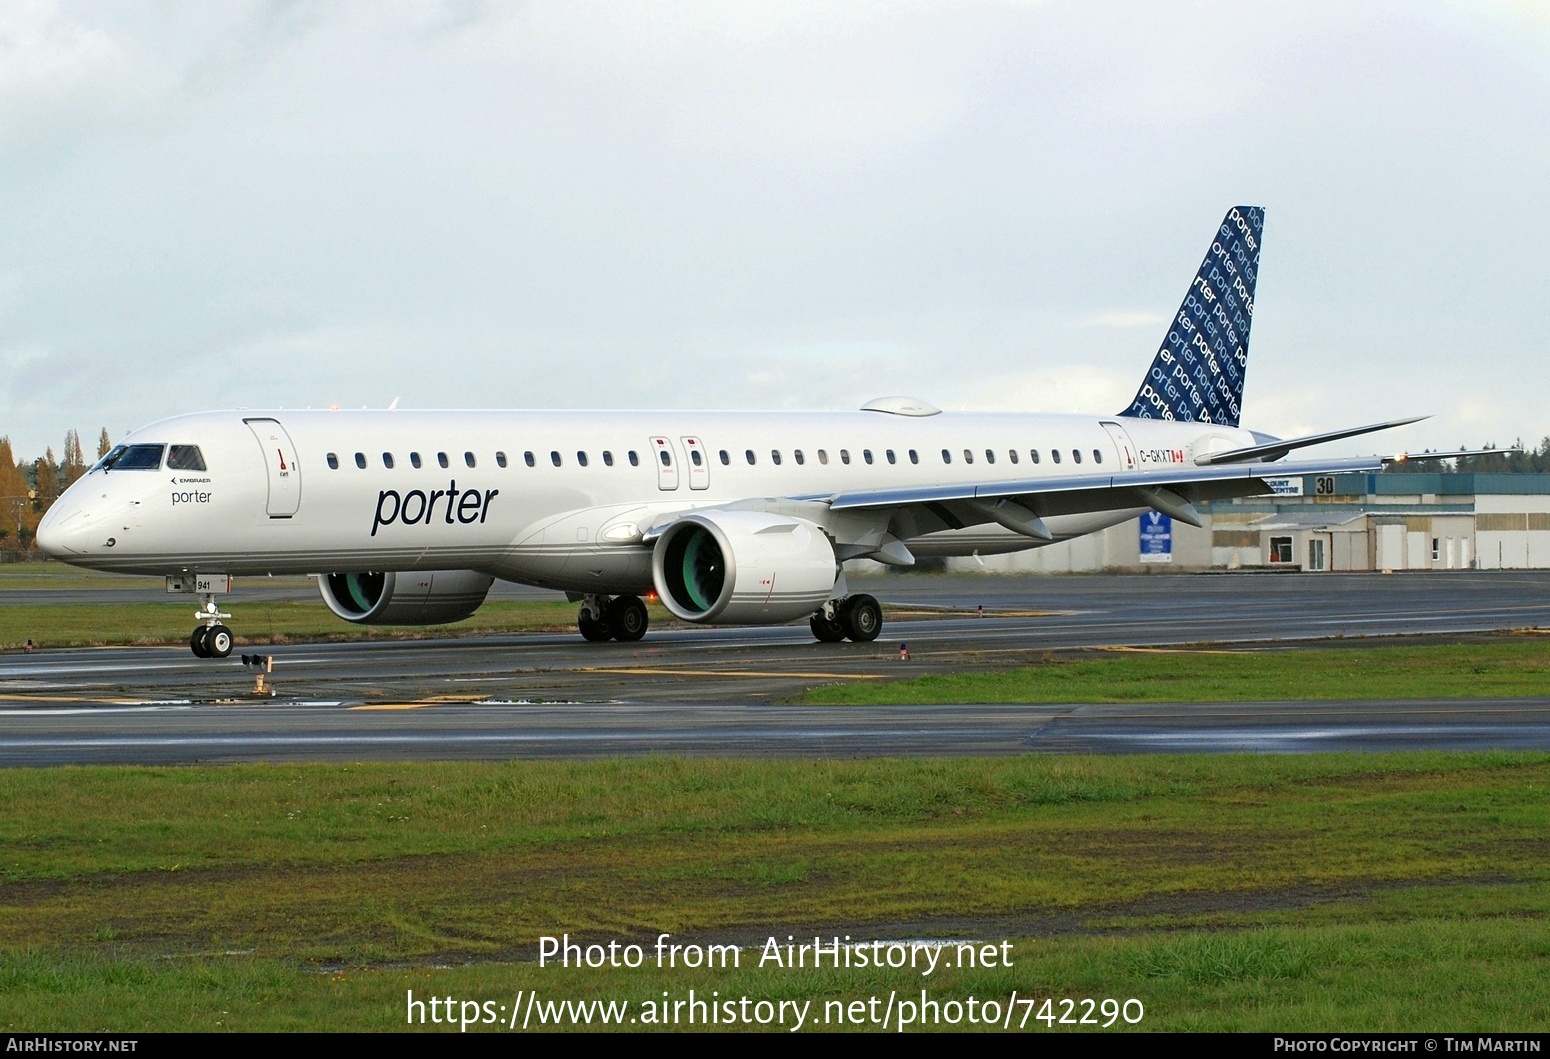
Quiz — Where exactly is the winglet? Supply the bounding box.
[1121,206,1265,427]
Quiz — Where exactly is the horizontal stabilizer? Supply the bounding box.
[1197,416,1429,465]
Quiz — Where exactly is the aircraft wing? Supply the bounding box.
[795,453,1390,538]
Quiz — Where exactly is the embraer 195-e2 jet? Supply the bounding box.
[39,207,1436,658]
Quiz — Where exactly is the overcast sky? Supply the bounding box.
[2,0,1547,458]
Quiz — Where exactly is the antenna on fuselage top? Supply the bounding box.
[388,396,401,410]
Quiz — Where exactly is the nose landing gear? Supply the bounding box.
[189,593,234,659]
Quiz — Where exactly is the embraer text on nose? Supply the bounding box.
[371,480,499,536]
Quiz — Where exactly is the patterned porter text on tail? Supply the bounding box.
[1122,206,1264,427]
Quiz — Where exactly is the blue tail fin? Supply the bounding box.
[1121,205,1265,427]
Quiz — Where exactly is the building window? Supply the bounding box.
[382,452,395,469]
[1270,537,1293,564]
[326,453,339,470]
[1432,538,1440,561]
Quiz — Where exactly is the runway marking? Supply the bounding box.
[580,667,887,680]
[348,704,433,711]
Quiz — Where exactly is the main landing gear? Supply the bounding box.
[577,594,649,643]
[189,592,234,659]
[810,594,882,643]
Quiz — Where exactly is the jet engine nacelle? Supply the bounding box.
[316,570,494,625]
[651,511,838,624]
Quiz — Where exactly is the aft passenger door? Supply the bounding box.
[245,417,302,517]
[649,436,680,490]
[1100,421,1138,471]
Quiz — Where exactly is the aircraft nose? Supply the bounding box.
[36,499,87,557]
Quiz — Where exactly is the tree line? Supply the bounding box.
[0,429,111,550]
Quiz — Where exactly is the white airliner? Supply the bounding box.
[38,207,1435,657]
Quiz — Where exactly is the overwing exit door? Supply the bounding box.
[245,418,302,517]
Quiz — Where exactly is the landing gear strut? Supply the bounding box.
[577,594,650,643]
[811,594,882,643]
[189,592,234,659]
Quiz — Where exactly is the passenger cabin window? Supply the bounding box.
[963,449,974,464]
[1093,449,1103,464]
[95,444,165,472]
[886,449,896,465]
[628,451,639,466]
[818,450,829,465]
[604,451,615,467]
[863,449,873,465]
[437,453,449,469]
[355,453,367,469]
[552,451,563,467]
[941,449,951,464]
[745,449,756,465]
[840,449,851,465]
[1051,450,1061,464]
[382,452,395,469]
[771,450,782,466]
[1009,450,1019,464]
[524,452,535,467]
[909,449,919,465]
[577,451,589,467]
[658,450,671,467]
[464,452,476,468]
[326,453,339,470]
[496,452,508,468]
[794,450,804,465]
[166,445,206,472]
[1030,449,1041,464]
[411,452,423,468]
[718,450,729,465]
[1072,449,1082,464]
[690,450,702,466]
[985,449,995,464]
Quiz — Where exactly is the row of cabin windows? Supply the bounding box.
[324,446,1105,471]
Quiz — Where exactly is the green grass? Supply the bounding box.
[802,640,1550,704]
[0,754,1547,1030]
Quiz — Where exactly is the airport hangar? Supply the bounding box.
[940,472,1550,575]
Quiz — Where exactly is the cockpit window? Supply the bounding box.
[92,444,165,472]
[167,445,207,471]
